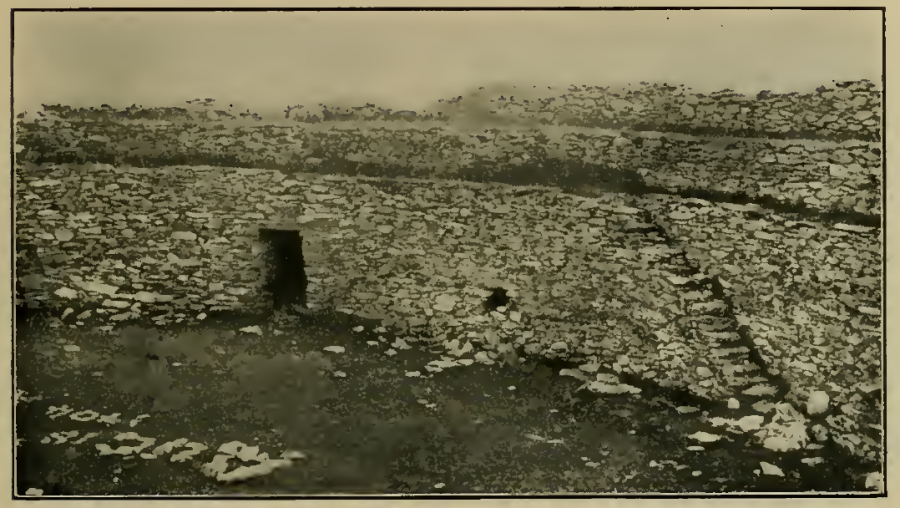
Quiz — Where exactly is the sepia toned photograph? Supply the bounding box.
[10,5,885,496]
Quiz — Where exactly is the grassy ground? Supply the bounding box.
[15,303,874,495]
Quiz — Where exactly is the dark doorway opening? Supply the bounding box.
[259,229,308,312]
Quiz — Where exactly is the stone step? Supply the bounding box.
[688,300,728,314]
[679,315,732,331]
[697,329,741,342]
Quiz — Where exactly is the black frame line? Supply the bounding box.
[8,5,888,500]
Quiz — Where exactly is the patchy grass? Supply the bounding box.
[15,305,876,495]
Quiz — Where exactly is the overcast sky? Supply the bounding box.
[13,9,882,119]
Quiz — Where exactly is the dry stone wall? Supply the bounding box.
[15,161,881,460]
[16,122,883,219]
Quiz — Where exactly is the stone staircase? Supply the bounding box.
[612,205,815,460]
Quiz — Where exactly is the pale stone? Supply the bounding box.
[760,462,784,476]
[806,390,830,415]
